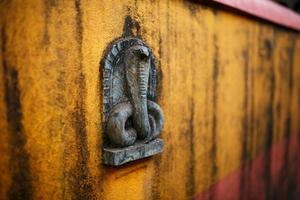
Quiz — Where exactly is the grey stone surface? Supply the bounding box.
[101,37,164,166]
[103,138,164,166]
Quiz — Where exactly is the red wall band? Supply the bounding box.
[211,0,300,31]
[195,132,300,199]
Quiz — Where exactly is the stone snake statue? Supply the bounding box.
[102,38,164,148]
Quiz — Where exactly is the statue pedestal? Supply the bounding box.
[103,138,164,166]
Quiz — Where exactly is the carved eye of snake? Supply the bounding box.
[106,46,164,147]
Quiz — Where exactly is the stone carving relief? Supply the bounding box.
[101,37,164,166]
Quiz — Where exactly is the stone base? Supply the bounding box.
[103,138,164,166]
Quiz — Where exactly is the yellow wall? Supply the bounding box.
[0,0,300,199]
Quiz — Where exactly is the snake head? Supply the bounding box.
[124,45,151,140]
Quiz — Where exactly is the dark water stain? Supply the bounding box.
[150,19,166,200]
[122,15,141,37]
[133,0,138,18]
[151,156,162,200]
[197,0,220,16]
[264,30,276,200]
[152,3,171,199]
[279,34,296,199]
[239,47,250,200]
[75,0,83,51]
[242,49,250,161]
[184,0,200,16]
[212,7,219,16]
[71,102,94,200]
[186,22,196,200]
[71,1,95,199]
[2,26,33,200]
[286,35,295,99]
[186,98,195,199]
[152,34,163,102]
[247,44,255,200]
[156,35,163,93]
[43,0,57,45]
[209,33,219,200]
[262,39,273,60]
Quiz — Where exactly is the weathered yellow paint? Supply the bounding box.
[0,0,300,200]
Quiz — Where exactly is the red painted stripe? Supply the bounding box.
[210,0,300,31]
[195,132,300,200]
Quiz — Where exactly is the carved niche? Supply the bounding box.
[101,37,164,166]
